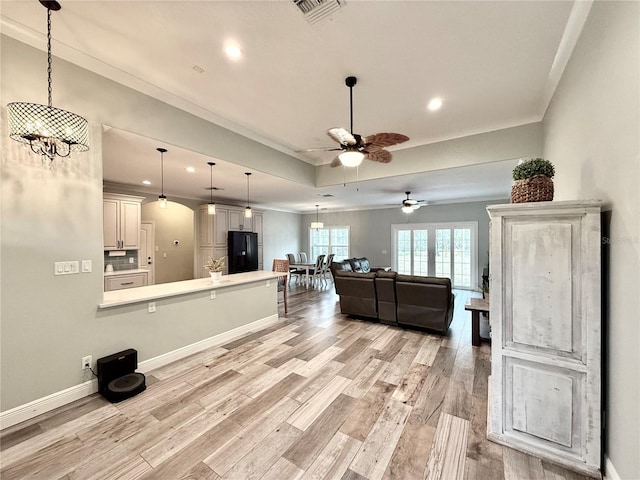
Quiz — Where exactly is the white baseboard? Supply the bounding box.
[604,456,621,480]
[138,314,280,372]
[0,314,281,430]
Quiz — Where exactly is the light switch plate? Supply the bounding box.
[81,260,92,273]
[54,261,79,275]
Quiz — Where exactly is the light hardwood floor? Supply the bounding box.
[0,285,595,480]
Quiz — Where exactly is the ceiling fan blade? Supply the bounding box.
[327,128,357,146]
[363,132,410,149]
[297,147,342,152]
[330,156,343,168]
[365,149,392,163]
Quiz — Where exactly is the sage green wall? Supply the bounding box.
[542,1,639,477]
[302,199,507,286]
[263,209,303,270]
[141,201,195,284]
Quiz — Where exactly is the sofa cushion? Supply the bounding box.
[348,257,371,273]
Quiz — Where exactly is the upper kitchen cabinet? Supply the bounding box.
[229,208,251,232]
[103,193,143,250]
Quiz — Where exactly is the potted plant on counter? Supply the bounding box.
[511,157,555,203]
[204,256,225,282]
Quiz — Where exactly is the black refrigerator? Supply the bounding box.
[227,231,259,274]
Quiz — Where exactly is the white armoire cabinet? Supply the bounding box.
[487,200,601,477]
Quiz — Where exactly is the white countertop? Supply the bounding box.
[104,268,149,277]
[100,270,279,309]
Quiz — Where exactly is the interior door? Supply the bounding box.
[140,222,155,285]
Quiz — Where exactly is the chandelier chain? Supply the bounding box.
[47,8,52,107]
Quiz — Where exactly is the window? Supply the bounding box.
[392,222,477,289]
[310,226,349,261]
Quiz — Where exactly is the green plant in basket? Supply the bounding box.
[512,158,555,180]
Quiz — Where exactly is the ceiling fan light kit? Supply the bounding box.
[338,149,364,167]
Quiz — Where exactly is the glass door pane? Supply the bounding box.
[413,230,428,276]
[435,228,451,279]
[397,230,411,274]
[454,228,471,287]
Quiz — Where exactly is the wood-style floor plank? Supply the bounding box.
[0,287,593,480]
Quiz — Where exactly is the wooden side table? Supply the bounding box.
[465,298,491,346]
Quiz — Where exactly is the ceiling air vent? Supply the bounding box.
[293,0,346,24]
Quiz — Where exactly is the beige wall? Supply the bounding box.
[141,201,195,284]
[542,1,639,478]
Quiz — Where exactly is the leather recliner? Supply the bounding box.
[333,271,378,318]
[395,275,454,333]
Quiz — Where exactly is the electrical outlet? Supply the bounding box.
[148,302,156,313]
[129,257,134,264]
[210,290,216,300]
[82,355,92,370]
[266,280,270,287]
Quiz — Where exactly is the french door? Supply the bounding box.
[392,222,477,289]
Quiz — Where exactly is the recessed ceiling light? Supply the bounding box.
[142,180,151,185]
[186,167,196,173]
[225,45,243,59]
[428,97,443,111]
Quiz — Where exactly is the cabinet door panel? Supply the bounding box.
[121,201,141,250]
[214,209,229,247]
[198,207,213,246]
[103,199,119,249]
[508,222,574,353]
[507,360,577,448]
[229,209,251,231]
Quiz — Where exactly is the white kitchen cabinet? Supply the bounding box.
[214,208,229,247]
[103,193,143,250]
[198,205,213,247]
[198,204,262,274]
[229,208,251,232]
[253,212,263,244]
[487,200,601,477]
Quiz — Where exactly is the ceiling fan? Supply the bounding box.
[401,191,428,212]
[302,76,409,167]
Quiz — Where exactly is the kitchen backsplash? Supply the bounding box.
[103,251,138,271]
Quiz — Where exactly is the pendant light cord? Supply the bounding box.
[246,174,250,207]
[210,164,213,203]
[160,151,164,196]
[47,8,53,107]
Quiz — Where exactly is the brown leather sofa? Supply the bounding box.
[332,268,455,334]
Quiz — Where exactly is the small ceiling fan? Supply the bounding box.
[401,191,428,212]
[301,76,409,167]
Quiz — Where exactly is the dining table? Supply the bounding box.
[289,263,315,288]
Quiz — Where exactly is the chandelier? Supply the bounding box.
[6,0,89,163]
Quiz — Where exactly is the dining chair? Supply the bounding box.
[272,259,289,314]
[308,254,325,288]
[322,253,335,284]
[286,253,304,286]
[299,252,308,263]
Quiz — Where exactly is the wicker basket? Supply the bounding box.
[511,175,554,203]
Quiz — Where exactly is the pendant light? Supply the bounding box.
[157,147,167,208]
[7,0,89,163]
[244,172,252,218]
[207,161,216,215]
[311,204,324,229]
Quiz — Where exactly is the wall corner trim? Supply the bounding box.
[604,456,622,480]
[0,313,281,430]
